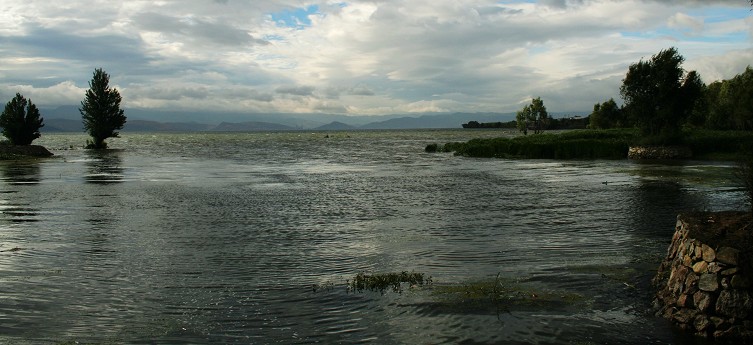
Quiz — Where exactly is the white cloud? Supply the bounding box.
[0,0,750,117]
[668,12,705,34]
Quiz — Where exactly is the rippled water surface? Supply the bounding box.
[0,130,746,344]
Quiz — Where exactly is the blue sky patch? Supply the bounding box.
[270,5,320,28]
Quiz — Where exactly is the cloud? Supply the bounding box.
[0,0,750,117]
[668,12,704,35]
[0,81,86,107]
[275,85,316,96]
[133,12,269,47]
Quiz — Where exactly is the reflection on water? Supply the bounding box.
[0,161,41,222]
[85,149,125,184]
[0,160,41,185]
[0,130,746,344]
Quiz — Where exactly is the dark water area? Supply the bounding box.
[0,130,746,344]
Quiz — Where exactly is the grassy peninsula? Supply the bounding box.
[427,129,753,160]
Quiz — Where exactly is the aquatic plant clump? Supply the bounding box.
[348,271,431,293]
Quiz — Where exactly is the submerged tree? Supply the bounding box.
[516,97,548,135]
[0,93,44,145]
[80,68,126,149]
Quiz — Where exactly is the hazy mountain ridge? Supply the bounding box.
[39,106,585,132]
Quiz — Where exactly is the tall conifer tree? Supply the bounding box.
[80,68,126,149]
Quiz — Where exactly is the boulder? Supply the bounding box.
[699,273,720,292]
[717,247,740,266]
[716,290,753,319]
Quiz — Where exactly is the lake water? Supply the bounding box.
[0,130,745,344]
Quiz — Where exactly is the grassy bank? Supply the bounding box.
[427,129,753,160]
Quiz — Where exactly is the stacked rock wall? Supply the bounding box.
[653,216,753,338]
[628,146,692,160]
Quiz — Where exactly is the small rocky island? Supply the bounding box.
[653,212,753,338]
[0,144,53,159]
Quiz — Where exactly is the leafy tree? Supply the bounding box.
[80,68,126,149]
[620,47,702,139]
[0,93,44,145]
[588,98,622,129]
[703,66,753,130]
[516,97,548,135]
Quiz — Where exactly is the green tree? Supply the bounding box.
[588,98,622,129]
[703,66,753,130]
[516,97,548,135]
[620,47,703,139]
[80,68,126,149]
[0,93,44,145]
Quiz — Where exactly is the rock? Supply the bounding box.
[732,275,752,289]
[673,308,698,324]
[710,316,727,329]
[0,144,54,159]
[694,314,711,332]
[693,291,715,313]
[683,255,693,267]
[707,262,724,274]
[714,325,745,338]
[693,261,709,274]
[721,277,730,289]
[716,247,740,266]
[685,273,700,295]
[669,266,691,294]
[698,273,719,292]
[627,146,692,159]
[722,267,739,276]
[677,293,693,308]
[716,290,753,319]
[694,245,703,260]
[702,244,716,262]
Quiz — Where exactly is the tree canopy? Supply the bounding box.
[703,66,753,130]
[80,68,126,149]
[620,47,703,139]
[588,98,622,130]
[0,93,44,145]
[516,97,548,135]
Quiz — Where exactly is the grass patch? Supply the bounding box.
[437,129,636,159]
[347,271,431,293]
[680,130,753,160]
[428,129,753,160]
[425,274,585,314]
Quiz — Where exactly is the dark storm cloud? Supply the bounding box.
[0,25,152,69]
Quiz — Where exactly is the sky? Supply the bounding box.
[0,0,751,118]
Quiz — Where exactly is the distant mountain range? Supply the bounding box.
[39,105,586,132]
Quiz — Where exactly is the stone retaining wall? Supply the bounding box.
[653,216,753,338]
[628,146,692,160]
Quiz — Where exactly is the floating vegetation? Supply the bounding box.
[428,274,584,313]
[348,271,431,293]
[311,281,335,292]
